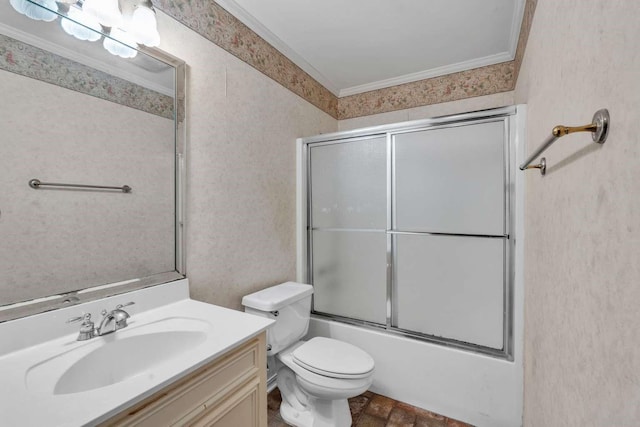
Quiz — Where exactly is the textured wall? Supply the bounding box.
[514,1,640,425]
[0,71,175,304]
[0,10,335,311]
[156,13,337,310]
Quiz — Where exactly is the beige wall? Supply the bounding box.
[338,92,514,131]
[337,2,640,423]
[156,13,337,310]
[0,71,175,305]
[158,0,640,422]
[515,1,640,425]
[0,11,335,310]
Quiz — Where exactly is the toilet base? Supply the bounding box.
[280,394,351,427]
[277,365,353,427]
[279,399,314,427]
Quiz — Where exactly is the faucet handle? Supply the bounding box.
[113,302,134,330]
[67,313,95,341]
[116,301,135,310]
[67,313,92,324]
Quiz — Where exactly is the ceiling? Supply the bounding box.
[215,0,526,97]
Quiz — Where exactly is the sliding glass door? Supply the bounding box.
[305,112,513,357]
[309,136,387,324]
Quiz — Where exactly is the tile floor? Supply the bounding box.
[267,388,474,427]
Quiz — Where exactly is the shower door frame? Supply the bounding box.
[297,105,518,360]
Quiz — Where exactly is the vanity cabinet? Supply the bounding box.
[100,332,267,427]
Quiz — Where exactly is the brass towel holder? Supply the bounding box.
[520,109,610,175]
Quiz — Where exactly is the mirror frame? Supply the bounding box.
[0,45,187,323]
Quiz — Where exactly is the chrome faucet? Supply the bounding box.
[67,302,135,341]
[66,313,95,341]
[97,302,134,335]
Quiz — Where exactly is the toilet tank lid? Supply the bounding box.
[242,282,313,311]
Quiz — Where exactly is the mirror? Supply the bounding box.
[0,0,186,321]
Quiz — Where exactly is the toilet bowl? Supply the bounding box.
[277,338,374,427]
[242,282,375,427]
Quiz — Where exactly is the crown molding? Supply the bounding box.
[214,0,341,96]
[214,0,526,98]
[508,0,527,59]
[338,51,513,97]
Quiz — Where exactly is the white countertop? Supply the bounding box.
[0,279,273,427]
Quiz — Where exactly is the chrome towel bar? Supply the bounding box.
[29,179,132,193]
[520,109,610,175]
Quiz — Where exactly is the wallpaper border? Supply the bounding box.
[153,0,338,118]
[0,34,174,120]
[3,0,536,121]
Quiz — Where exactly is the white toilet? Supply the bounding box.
[242,282,375,427]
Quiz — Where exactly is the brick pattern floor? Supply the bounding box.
[267,388,474,427]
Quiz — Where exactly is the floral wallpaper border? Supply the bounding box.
[338,0,537,119]
[153,0,338,118]
[338,62,516,120]
[0,34,174,120]
[154,0,536,121]
[1,0,535,122]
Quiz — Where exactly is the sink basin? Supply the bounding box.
[0,279,274,427]
[26,317,209,395]
[55,330,206,394]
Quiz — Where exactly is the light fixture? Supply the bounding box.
[60,6,102,42]
[103,27,138,59]
[10,0,58,22]
[127,3,160,47]
[9,0,161,59]
[82,0,123,29]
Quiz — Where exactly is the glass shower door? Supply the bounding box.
[392,120,508,349]
[306,115,512,354]
[309,136,387,325]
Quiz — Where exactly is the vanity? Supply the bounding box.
[101,334,266,426]
[0,2,274,425]
[0,280,273,426]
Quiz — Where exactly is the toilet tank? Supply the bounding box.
[242,282,313,356]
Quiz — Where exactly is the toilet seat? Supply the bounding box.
[277,341,374,402]
[292,337,375,379]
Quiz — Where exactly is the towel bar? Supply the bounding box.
[520,109,609,175]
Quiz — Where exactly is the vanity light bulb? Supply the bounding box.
[61,7,102,42]
[129,6,160,47]
[103,27,138,59]
[82,0,123,28]
[9,0,58,22]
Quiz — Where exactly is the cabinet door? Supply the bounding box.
[99,334,266,427]
[190,379,261,427]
